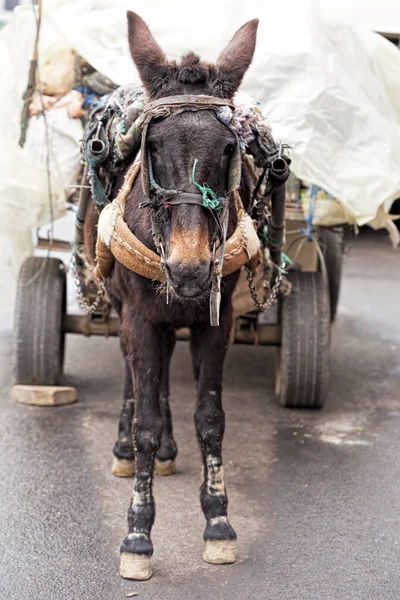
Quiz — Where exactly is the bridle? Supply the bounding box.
[138,94,243,325]
[91,93,289,327]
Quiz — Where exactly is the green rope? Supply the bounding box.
[262,226,293,268]
[192,159,222,210]
[262,225,286,248]
[280,252,293,267]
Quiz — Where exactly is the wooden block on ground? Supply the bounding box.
[12,385,77,406]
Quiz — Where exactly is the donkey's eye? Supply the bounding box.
[223,143,235,156]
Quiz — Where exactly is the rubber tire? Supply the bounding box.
[276,271,330,409]
[318,227,344,321]
[14,257,66,386]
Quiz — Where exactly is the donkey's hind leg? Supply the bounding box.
[155,327,178,476]
[108,292,136,478]
[113,329,177,478]
[191,309,237,565]
[112,357,136,477]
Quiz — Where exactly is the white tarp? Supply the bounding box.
[0,6,82,308]
[1,0,400,305]
[318,0,400,34]
[42,0,400,225]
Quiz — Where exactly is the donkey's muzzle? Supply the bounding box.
[165,259,213,299]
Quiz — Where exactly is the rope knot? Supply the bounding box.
[191,159,224,210]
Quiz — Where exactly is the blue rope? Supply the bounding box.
[301,184,318,241]
[75,85,110,111]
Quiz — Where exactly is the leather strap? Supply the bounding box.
[143,95,234,114]
[140,98,241,200]
[94,173,261,284]
[167,193,204,206]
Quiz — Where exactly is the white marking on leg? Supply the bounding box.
[206,455,225,496]
[209,516,229,527]
[127,532,148,541]
[131,475,152,506]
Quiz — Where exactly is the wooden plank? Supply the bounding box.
[12,385,77,406]
[37,237,71,252]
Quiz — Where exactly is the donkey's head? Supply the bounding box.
[128,12,258,299]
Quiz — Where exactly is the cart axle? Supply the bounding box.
[62,314,281,345]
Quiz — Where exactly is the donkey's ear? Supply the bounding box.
[127,11,167,96]
[216,19,259,97]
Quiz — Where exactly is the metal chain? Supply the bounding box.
[246,263,286,312]
[69,248,109,314]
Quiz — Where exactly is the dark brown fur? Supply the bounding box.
[85,12,259,574]
[127,11,258,100]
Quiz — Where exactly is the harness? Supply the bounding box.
[94,160,261,323]
[138,94,243,325]
[84,91,290,326]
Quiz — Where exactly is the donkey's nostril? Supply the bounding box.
[165,260,213,298]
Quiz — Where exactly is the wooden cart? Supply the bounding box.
[13,188,343,409]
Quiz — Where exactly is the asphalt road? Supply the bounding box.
[0,229,399,600]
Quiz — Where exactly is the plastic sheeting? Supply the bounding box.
[3,0,400,227]
[1,0,400,305]
[318,0,400,34]
[0,7,82,309]
[42,0,400,227]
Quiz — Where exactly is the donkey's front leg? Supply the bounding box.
[191,310,237,565]
[119,315,163,581]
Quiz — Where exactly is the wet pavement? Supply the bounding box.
[0,229,399,600]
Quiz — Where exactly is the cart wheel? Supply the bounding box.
[14,257,66,386]
[318,227,343,321]
[276,271,330,409]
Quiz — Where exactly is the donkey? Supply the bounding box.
[85,12,259,580]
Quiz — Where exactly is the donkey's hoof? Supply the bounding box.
[203,539,237,565]
[120,552,152,580]
[112,457,135,478]
[154,457,176,476]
